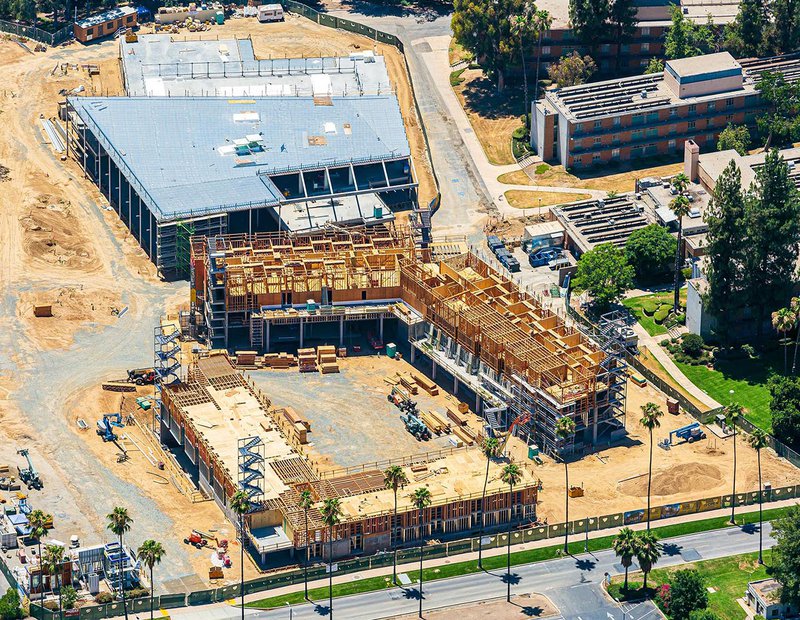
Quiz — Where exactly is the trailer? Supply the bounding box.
[257,4,284,22]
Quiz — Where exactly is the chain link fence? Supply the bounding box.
[0,19,73,45]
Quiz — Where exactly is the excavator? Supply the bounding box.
[16,449,43,490]
[96,413,125,442]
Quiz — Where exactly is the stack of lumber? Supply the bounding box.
[420,410,447,435]
[412,372,438,395]
[446,406,469,427]
[457,402,470,414]
[235,350,257,367]
[294,422,309,444]
[427,410,450,433]
[320,363,340,374]
[282,406,311,432]
[452,424,476,446]
[263,352,295,369]
[398,373,418,395]
[338,347,347,357]
[298,348,317,373]
[317,345,339,373]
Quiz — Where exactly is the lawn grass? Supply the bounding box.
[623,290,686,337]
[504,190,590,209]
[608,551,769,619]
[674,350,782,431]
[246,506,792,610]
[497,161,683,191]
[449,68,466,87]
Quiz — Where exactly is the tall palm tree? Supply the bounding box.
[28,509,50,614]
[477,436,500,569]
[634,531,662,593]
[789,296,800,374]
[106,506,133,620]
[383,465,409,585]
[724,403,743,524]
[670,190,691,313]
[612,528,637,591]
[137,539,165,620]
[229,490,251,620]
[298,490,314,601]
[555,416,577,553]
[320,498,343,620]
[749,429,769,565]
[411,487,432,619]
[532,10,552,104]
[501,463,522,602]
[42,543,65,619]
[639,402,664,531]
[511,12,532,135]
[772,307,796,374]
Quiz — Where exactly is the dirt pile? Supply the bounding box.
[619,463,723,498]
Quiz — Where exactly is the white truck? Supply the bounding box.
[257,4,284,22]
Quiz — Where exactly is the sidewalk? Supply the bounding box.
[163,497,797,617]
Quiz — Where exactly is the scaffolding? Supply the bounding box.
[238,436,266,506]
[153,323,181,433]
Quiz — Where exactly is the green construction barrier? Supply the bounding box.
[770,485,795,501]
[447,540,472,555]
[319,13,337,28]
[548,523,570,538]
[159,593,187,609]
[598,513,623,530]
[219,585,239,600]
[524,526,548,542]
[369,554,392,569]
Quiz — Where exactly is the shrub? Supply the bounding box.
[681,333,705,358]
[742,343,757,358]
[642,299,659,315]
[43,601,59,611]
[449,68,466,87]
[0,588,22,620]
[61,585,78,610]
[681,267,693,280]
[535,163,550,175]
[660,339,670,347]
[95,592,114,604]
[512,126,528,140]
[127,587,150,599]
[676,312,686,325]
[654,306,670,324]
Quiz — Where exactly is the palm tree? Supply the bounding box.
[511,12,532,135]
[298,490,314,601]
[477,436,500,569]
[320,498,343,620]
[137,539,165,620]
[532,10,552,103]
[411,487,432,619]
[28,509,50,614]
[555,416,577,553]
[106,506,133,620]
[501,463,522,602]
[772,307,796,374]
[612,528,637,591]
[670,190,691,313]
[724,403,743,524]
[749,429,768,564]
[639,402,664,531]
[634,531,662,593]
[789,296,800,374]
[42,543,65,619]
[383,465,409,585]
[229,490,251,620]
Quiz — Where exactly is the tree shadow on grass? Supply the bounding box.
[458,74,525,121]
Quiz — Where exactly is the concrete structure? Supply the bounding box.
[532,52,800,169]
[160,353,539,564]
[689,144,800,192]
[746,579,797,619]
[74,6,137,43]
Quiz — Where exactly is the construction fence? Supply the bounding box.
[0,19,73,46]
[18,482,800,619]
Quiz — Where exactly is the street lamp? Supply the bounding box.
[285,601,293,619]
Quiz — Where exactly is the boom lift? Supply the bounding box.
[16,449,43,490]
[96,413,125,442]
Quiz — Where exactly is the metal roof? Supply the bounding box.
[69,95,411,221]
[76,6,136,28]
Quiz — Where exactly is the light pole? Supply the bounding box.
[285,601,293,620]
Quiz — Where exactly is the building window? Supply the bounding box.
[87,27,94,35]
[669,108,677,117]
[668,139,676,150]
[708,101,716,112]
[688,104,697,113]
[647,128,658,138]
[688,120,696,129]
[612,134,620,144]
[594,120,602,129]
[725,114,735,122]
[611,148,620,159]
[707,134,715,143]
[642,27,650,35]
[632,113,644,125]
[726,97,734,107]
[613,116,621,126]
[642,42,650,52]
[669,124,677,135]
[640,58,649,67]
[601,44,611,53]
[593,154,602,163]
[542,46,551,55]
[621,44,629,53]
[632,129,643,140]
[127,15,134,22]
[594,136,602,144]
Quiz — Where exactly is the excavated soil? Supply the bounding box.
[619,463,724,498]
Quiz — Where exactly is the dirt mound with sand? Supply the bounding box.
[619,463,723,498]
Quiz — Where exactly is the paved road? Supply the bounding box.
[162,521,772,620]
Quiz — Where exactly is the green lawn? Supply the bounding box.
[246,507,791,610]
[674,349,784,431]
[623,290,686,337]
[609,551,769,619]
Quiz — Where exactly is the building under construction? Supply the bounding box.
[189,226,627,455]
[160,353,540,563]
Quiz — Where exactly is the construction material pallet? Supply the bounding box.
[102,381,136,392]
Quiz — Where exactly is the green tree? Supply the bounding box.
[383,465,409,585]
[320,498,343,620]
[756,72,800,149]
[574,243,634,311]
[634,530,662,592]
[769,375,800,450]
[773,307,796,374]
[749,428,769,564]
[556,416,576,553]
[477,436,500,569]
[452,0,536,91]
[669,569,709,618]
[500,463,523,602]
[137,539,165,620]
[688,611,723,620]
[724,403,742,524]
[665,5,714,58]
[704,161,747,343]
[644,58,664,74]
[531,9,553,102]
[410,487,432,619]
[608,0,637,72]
[229,490,250,620]
[611,528,637,591]
[670,173,691,313]
[547,52,597,88]
[298,489,313,599]
[106,506,133,620]
[511,8,552,130]
[625,224,676,282]
[725,0,768,56]
[717,124,751,156]
[0,588,22,620]
[61,585,78,610]
[790,297,800,374]
[569,0,610,56]
[744,150,800,338]
[27,509,51,614]
[41,543,65,618]
[771,0,800,53]
[639,402,664,531]
[771,504,800,606]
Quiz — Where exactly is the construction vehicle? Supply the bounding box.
[184,530,209,549]
[499,412,531,453]
[127,367,156,385]
[668,422,706,446]
[16,449,42,490]
[96,413,124,442]
[400,412,431,441]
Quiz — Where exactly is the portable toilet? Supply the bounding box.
[373,205,383,219]
[215,10,224,24]
[386,343,397,358]
[527,444,540,459]
[306,299,317,313]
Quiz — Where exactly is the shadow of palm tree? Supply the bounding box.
[313,602,331,616]
[741,522,759,535]
[401,586,424,601]
[662,542,682,556]
[575,557,596,571]
[501,571,522,585]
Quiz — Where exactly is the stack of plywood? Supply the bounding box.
[446,406,469,427]
[337,347,347,357]
[263,352,295,369]
[420,410,446,435]
[298,348,317,373]
[235,350,257,367]
[317,345,339,373]
[412,372,438,395]
[320,362,339,374]
[399,374,418,395]
[294,422,308,444]
[282,406,311,432]
[427,410,450,433]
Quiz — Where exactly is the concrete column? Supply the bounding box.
[127,180,132,228]
[265,320,271,352]
[108,152,112,206]
[82,125,87,179]
[453,376,458,394]
[339,315,344,346]
[410,344,415,363]
[138,195,142,243]
[379,315,384,342]
[475,393,480,413]
[299,318,304,348]
[432,361,436,380]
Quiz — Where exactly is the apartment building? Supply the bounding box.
[532,52,800,169]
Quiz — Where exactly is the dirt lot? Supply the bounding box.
[497,161,684,192]
[391,592,559,619]
[511,379,800,523]
[135,16,437,205]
